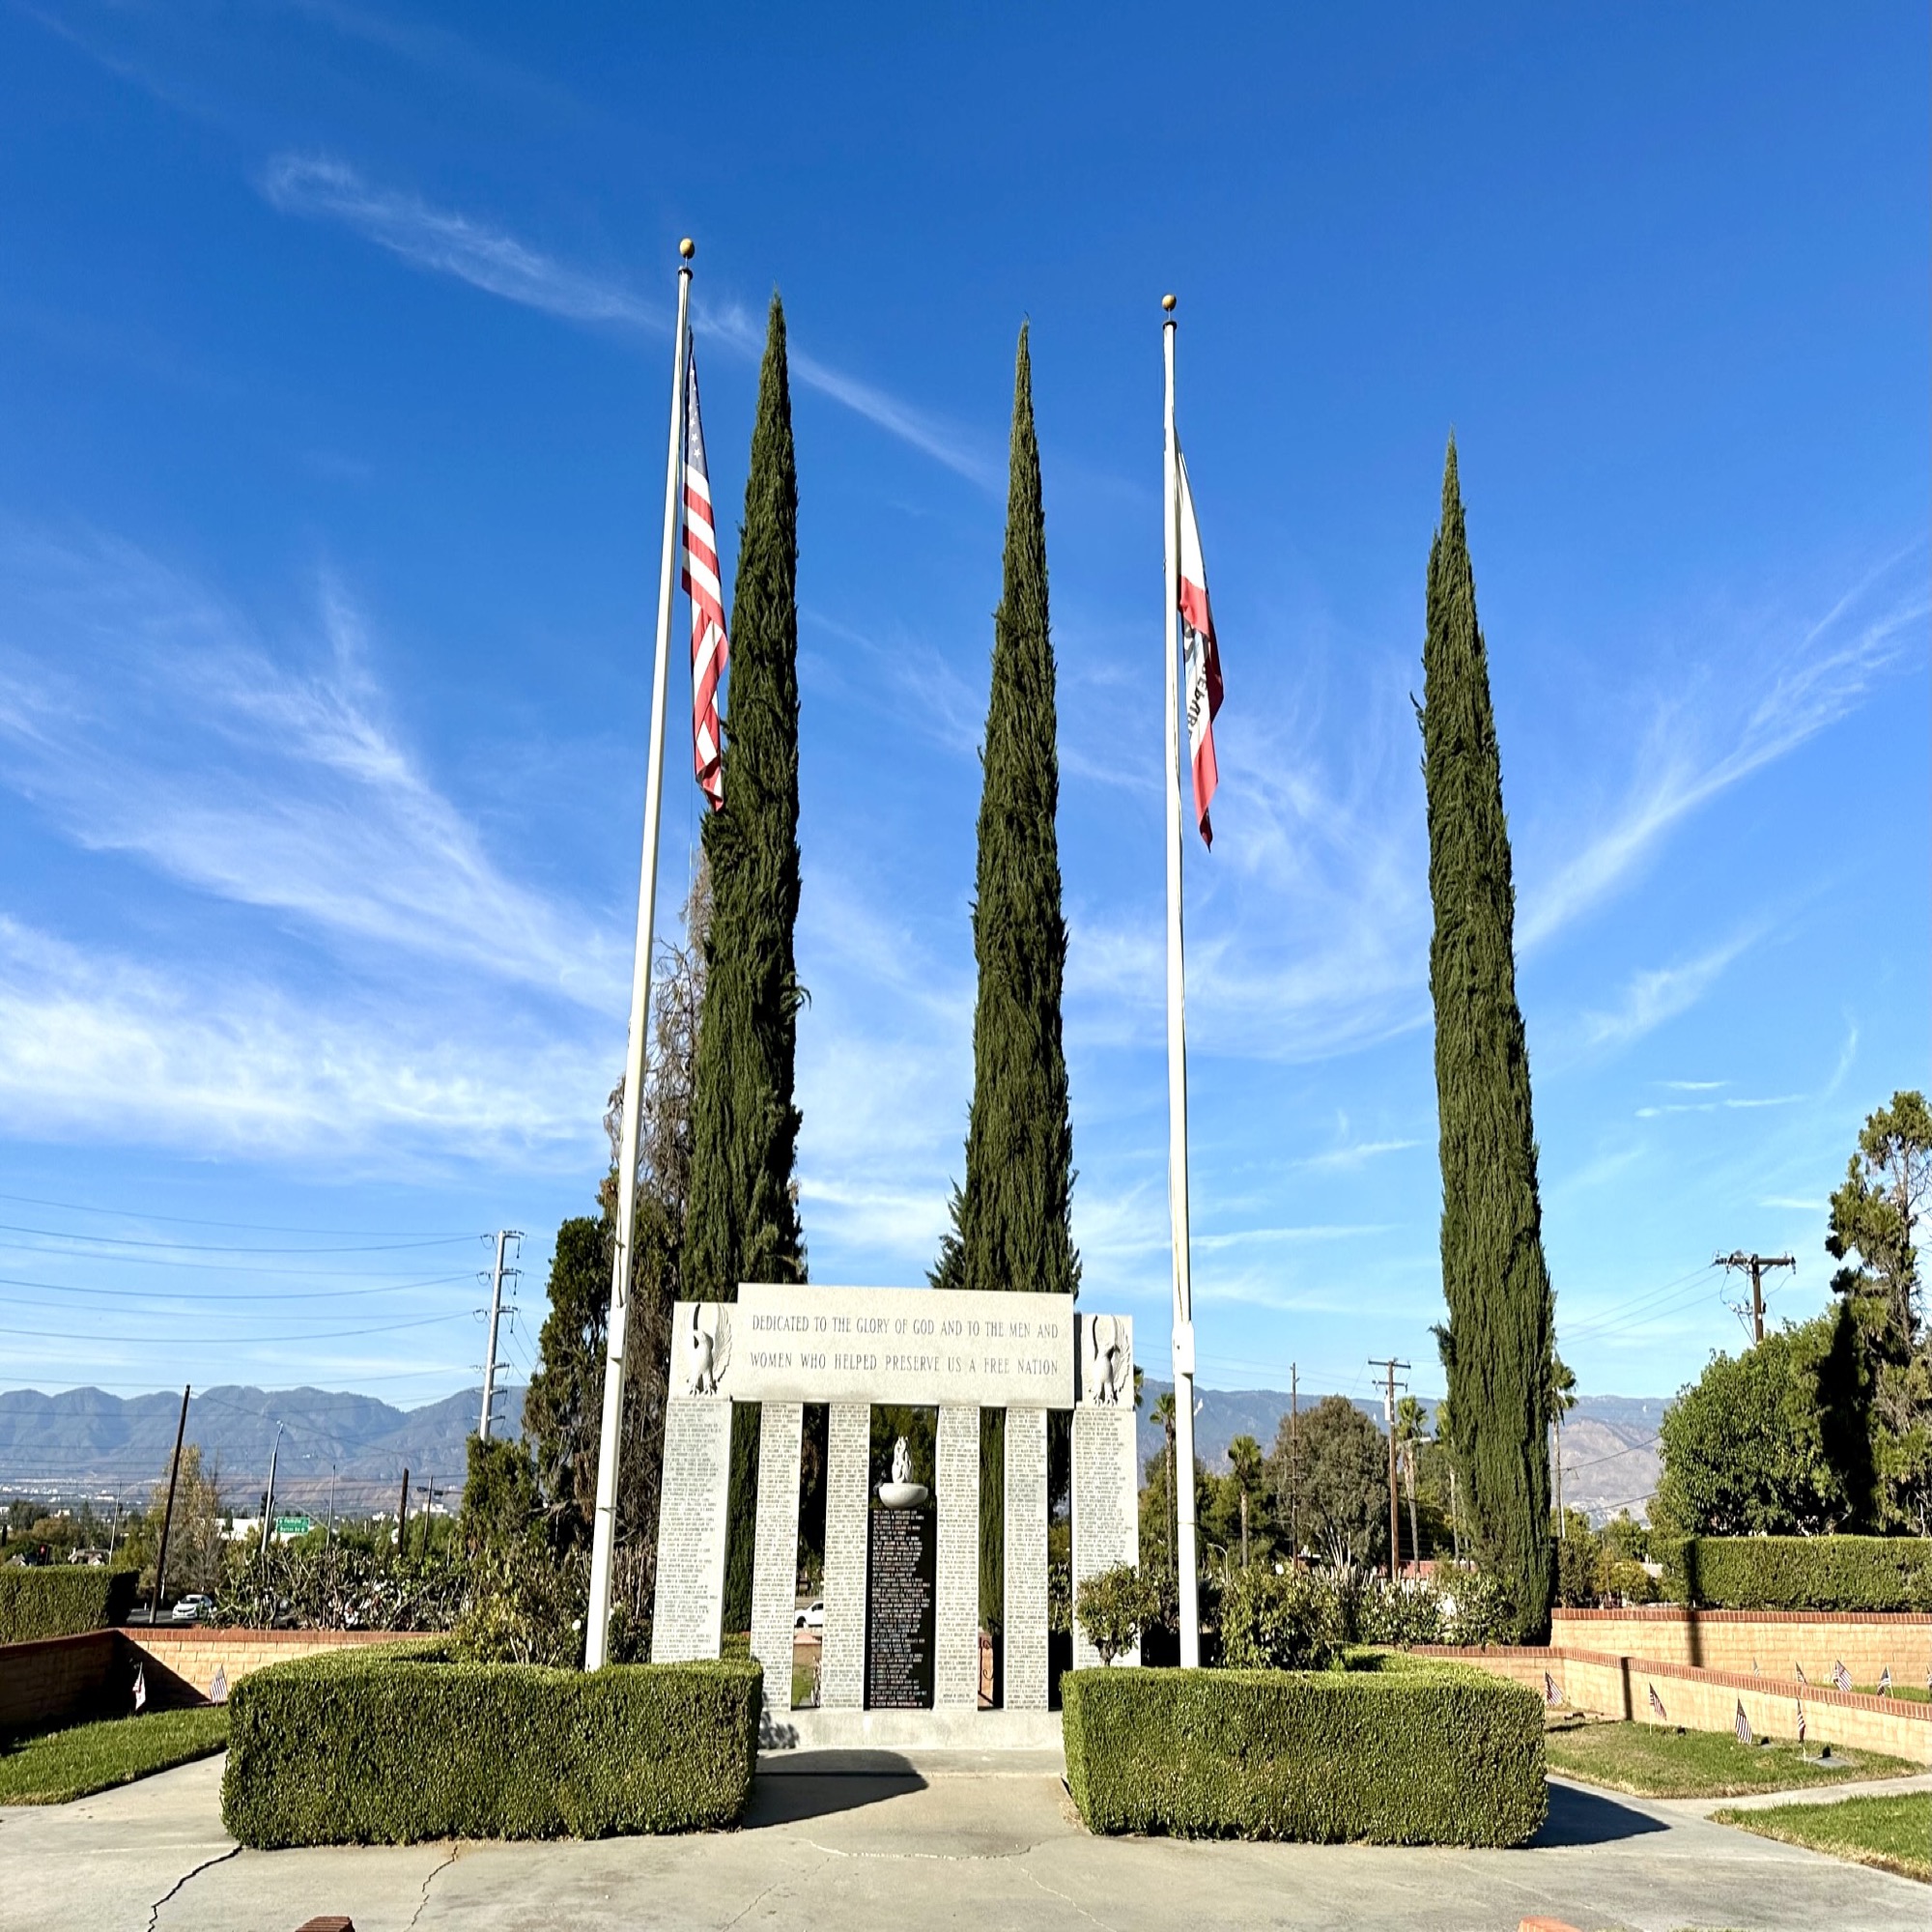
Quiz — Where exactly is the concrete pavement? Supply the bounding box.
[0,1749,1924,1932]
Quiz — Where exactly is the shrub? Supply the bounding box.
[1063,1653,1545,1844]
[1435,1565,1518,1644]
[1075,1564,1156,1665]
[1354,1578,1447,1647]
[221,1644,762,1845]
[1220,1566,1344,1668]
[1658,1536,1932,1611]
[0,1567,139,1643]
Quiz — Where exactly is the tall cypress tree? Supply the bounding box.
[1419,437,1554,1639]
[684,295,806,1628]
[931,326,1079,1634]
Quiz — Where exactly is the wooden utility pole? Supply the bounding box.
[1288,1363,1298,1559]
[1715,1252,1796,1345]
[1370,1358,1409,1579]
[150,1385,190,1622]
[395,1468,410,1558]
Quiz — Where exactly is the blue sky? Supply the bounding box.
[0,3,1924,1449]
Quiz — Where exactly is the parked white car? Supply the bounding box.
[793,1600,825,1631]
[169,1593,215,1623]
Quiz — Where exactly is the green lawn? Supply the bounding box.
[1714,1793,1931,1884]
[0,1709,229,1805]
[1855,1683,1930,1705]
[1544,1719,1918,1799]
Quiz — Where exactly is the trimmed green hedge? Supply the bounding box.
[0,1567,139,1643]
[221,1644,762,1845]
[1063,1653,1546,1845]
[1660,1537,1932,1611]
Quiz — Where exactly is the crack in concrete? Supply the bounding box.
[799,1834,1048,1863]
[717,1850,835,1929]
[1016,1861,1123,1930]
[145,1844,240,1931]
[406,1843,462,1928]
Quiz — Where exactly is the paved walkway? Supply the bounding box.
[0,1750,1924,1932]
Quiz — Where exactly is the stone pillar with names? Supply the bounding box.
[749,1401,804,1713]
[934,1404,980,1708]
[818,1401,870,1709]
[1002,1406,1049,1709]
[649,1396,732,1662]
[1072,1312,1139,1669]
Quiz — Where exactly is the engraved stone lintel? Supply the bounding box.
[750,1402,805,1713]
[1002,1406,1049,1709]
[934,1404,980,1708]
[1072,1404,1141,1669]
[650,1397,732,1662]
[818,1402,870,1710]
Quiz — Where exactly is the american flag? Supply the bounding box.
[210,1664,228,1706]
[132,1663,147,1713]
[1543,1671,1562,1707]
[1175,447,1224,846]
[1795,1662,1808,1687]
[681,343,729,811]
[1796,1697,1806,1744]
[1877,1666,1891,1697]
[1647,1682,1666,1720]
[1734,1699,1752,1747]
[1832,1660,1852,1693]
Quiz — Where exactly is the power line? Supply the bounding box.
[0,1311,473,1346]
[0,1221,484,1257]
[0,1270,480,1303]
[0,1188,485,1237]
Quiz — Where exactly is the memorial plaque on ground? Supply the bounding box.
[867,1505,936,1709]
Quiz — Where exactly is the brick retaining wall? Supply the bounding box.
[0,1630,124,1733]
[1419,1643,1932,1765]
[1551,1606,1931,1685]
[2,1628,406,1733]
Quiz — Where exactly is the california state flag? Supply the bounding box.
[1176,449,1224,845]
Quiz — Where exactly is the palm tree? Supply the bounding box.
[1151,1391,1178,1572]
[1548,1351,1577,1536]
[1394,1395,1428,1572]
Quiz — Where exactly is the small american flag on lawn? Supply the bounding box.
[1647,1683,1666,1720]
[1733,1699,1752,1747]
[210,1664,228,1706]
[681,343,729,811]
[1543,1671,1562,1707]
[1832,1660,1852,1693]
[1796,1697,1806,1744]
[132,1663,147,1713]
[1795,1662,1808,1687]
[1877,1666,1891,1697]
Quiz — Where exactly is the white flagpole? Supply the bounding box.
[1161,293,1202,1667]
[584,239,695,1671]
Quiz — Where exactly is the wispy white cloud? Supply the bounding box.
[1519,552,1926,948]
[0,528,620,1007]
[259,155,998,485]
[1580,930,1758,1050]
[1661,1078,1728,1092]
[1634,1094,1803,1120]
[0,916,606,1167]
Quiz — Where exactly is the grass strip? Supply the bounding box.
[1713,1792,1930,1884]
[0,1709,229,1804]
[1544,1719,1918,1799]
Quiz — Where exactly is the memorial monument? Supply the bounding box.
[651,1284,1139,1746]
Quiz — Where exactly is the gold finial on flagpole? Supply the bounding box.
[679,237,696,261]
[1161,293,1177,312]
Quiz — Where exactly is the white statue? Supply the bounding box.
[892,1436,912,1486]
[686,1304,729,1396]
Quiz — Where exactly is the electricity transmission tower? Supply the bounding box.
[478,1230,524,1441]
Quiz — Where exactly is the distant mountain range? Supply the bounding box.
[3,1379,1662,1524]
[0,1384,525,1512]
[1137,1381,1663,1525]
